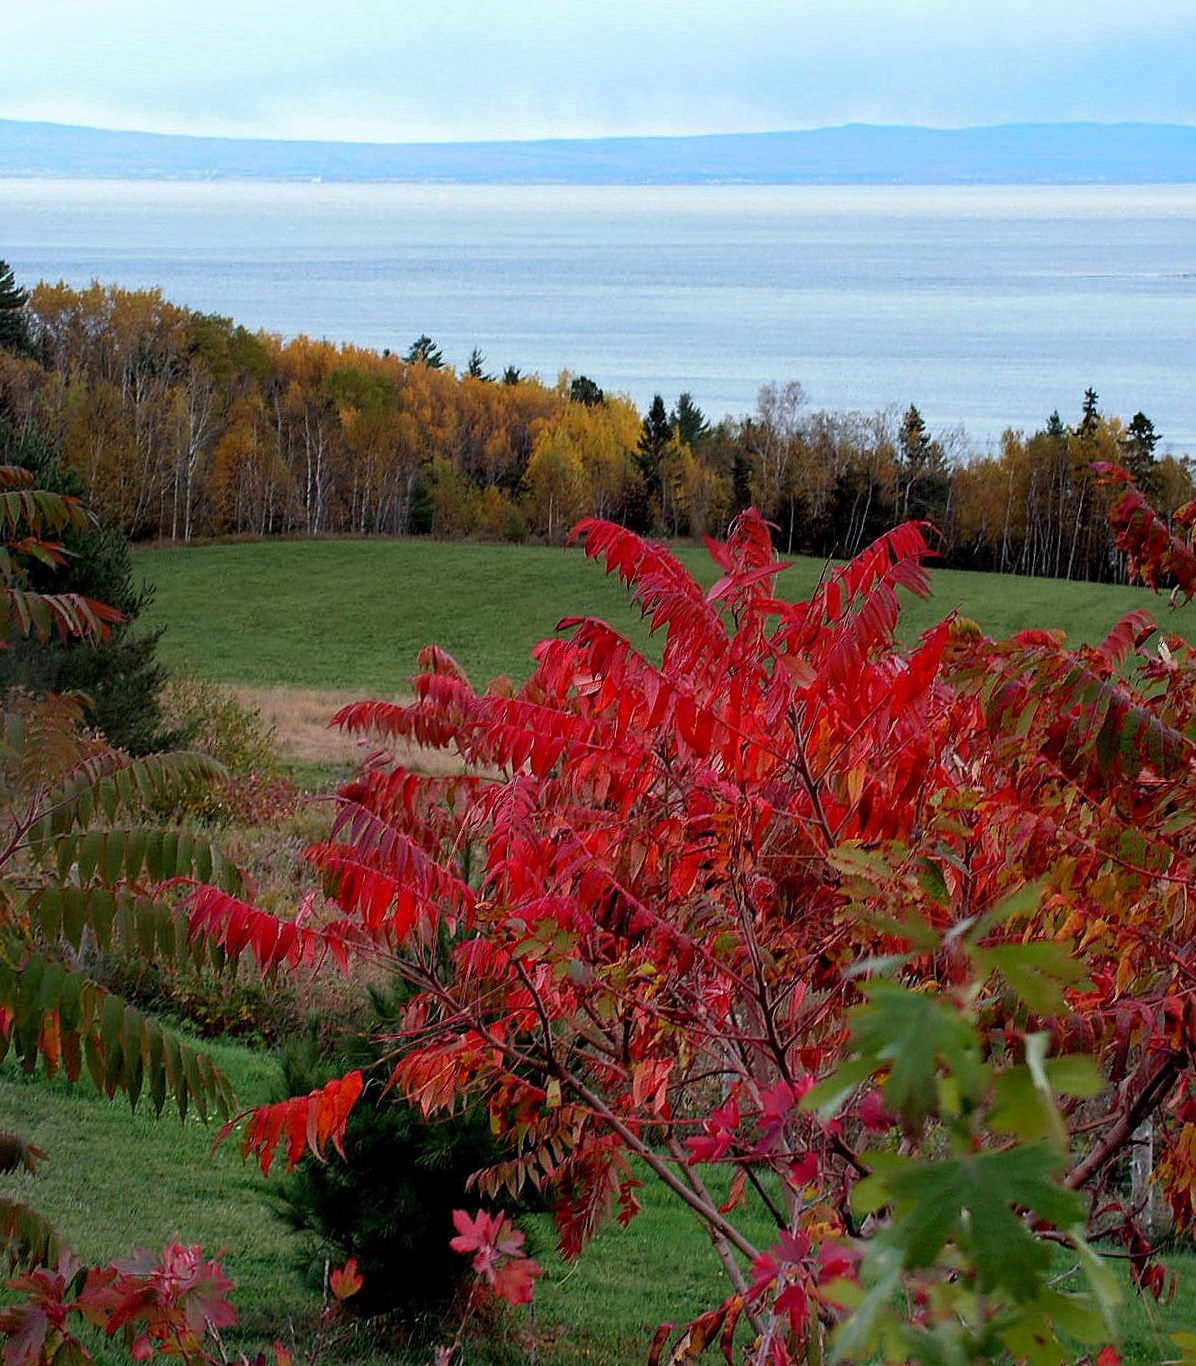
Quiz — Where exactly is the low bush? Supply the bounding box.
[89,954,301,1048]
[157,676,299,823]
[271,988,540,1336]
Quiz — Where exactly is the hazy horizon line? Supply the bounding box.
[5,114,1196,150]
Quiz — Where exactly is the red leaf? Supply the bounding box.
[329,1258,363,1300]
[218,1072,364,1174]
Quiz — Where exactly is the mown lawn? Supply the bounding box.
[5,1034,1196,1365]
[135,536,1192,694]
[0,1039,306,1363]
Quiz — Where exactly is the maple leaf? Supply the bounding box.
[884,1144,1085,1300]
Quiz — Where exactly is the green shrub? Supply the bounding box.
[272,989,539,1334]
[89,954,300,1048]
[156,677,298,823]
[159,676,279,773]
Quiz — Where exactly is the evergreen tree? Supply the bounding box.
[274,988,537,1325]
[637,395,670,491]
[568,374,604,407]
[0,260,30,355]
[0,423,180,754]
[1078,387,1101,437]
[897,404,950,525]
[672,392,709,449]
[465,347,490,380]
[898,404,932,466]
[501,365,522,385]
[1122,411,1161,495]
[630,394,670,532]
[403,335,444,369]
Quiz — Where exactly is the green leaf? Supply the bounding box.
[827,842,896,885]
[849,981,982,1125]
[801,1056,875,1121]
[102,830,125,884]
[35,960,66,1016]
[1070,1230,1123,1337]
[1023,1031,1067,1147]
[100,991,126,1094]
[843,952,914,981]
[57,970,84,1034]
[916,858,950,907]
[998,1301,1077,1366]
[882,1144,1085,1303]
[165,1033,187,1122]
[1046,1054,1104,1098]
[183,1046,208,1125]
[896,1322,973,1366]
[145,1017,167,1117]
[978,940,1089,1015]
[1169,1330,1196,1365]
[992,1065,1057,1143]
[79,829,103,883]
[830,1239,904,1362]
[849,1152,917,1217]
[0,1197,63,1270]
[958,879,1045,945]
[62,888,87,949]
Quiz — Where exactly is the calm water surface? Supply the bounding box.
[3,179,1194,448]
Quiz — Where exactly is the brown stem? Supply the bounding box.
[662,1136,769,1342]
[560,1071,761,1262]
[1064,1050,1184,1191]
[788,706,836,850]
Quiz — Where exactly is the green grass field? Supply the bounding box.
[5,1038,1195,1365]
[135,537,1193,694]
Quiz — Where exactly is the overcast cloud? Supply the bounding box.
[3,0,1194,141]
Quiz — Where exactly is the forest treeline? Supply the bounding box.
[0,271,1191,582]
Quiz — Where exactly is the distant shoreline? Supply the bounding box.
[2,118,1194,185]
[3,175,1186,186]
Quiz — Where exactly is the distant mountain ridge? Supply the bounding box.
[1,118,1195,183]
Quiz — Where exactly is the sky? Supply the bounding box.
[3,0,1195,143]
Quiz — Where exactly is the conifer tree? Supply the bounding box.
[0,260,30,355]
[1122,411,1161,494]
[897,404,949,524]
[568,374,604,407]
[636,395,669,491]
[404,334,444,368]
[1079,386,1101,437]
[0,422,180,754]
[672,391,709,449]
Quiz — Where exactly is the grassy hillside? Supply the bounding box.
[135,537,1191,694]
[6,1040,1195,1364]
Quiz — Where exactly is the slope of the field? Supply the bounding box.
[7,1032,1194,1365]
[136,538,1191,695]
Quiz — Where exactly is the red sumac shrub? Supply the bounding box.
[200,498,1196,1362]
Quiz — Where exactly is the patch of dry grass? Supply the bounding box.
[232,686,472,777]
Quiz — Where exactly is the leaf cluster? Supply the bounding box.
[0,465,243,1291]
